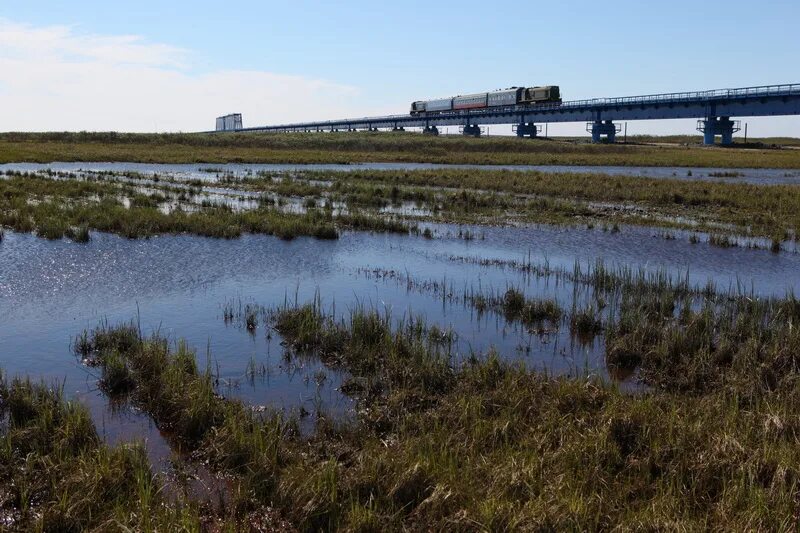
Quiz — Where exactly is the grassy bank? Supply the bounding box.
[2,131,800,167]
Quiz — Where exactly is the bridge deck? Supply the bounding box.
[218,84,800,133]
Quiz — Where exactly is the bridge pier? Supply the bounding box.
[392,126,405,132]
[514,123,541,138]
[462,124,481,137]
[423,126,439,136]
[697,117,740,145]
[589,120,620,143]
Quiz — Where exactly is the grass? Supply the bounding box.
[709,233,737,248]
[363,255,800,402]
[216,167,800,239]
[2,131,800,167]
[464,287,562,326]
[297,168,800,238]
[8,251,800,528]
[56,287,800,529]
[0,373,211,530]
[0,173,416,241]
[570,303,604,338]
[9,164,800,240]
[626,133,800,147]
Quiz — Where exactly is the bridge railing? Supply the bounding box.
[562,83,800,109]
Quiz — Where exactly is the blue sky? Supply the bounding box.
[2,0,799,134]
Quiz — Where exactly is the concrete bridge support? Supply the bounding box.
[590,120,620,143]
[698,117,739,145]
[514,123,541,138]
[462,124,481,137]
[392,126,405,132]
[423,126,439,136]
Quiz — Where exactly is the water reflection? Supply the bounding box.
[2,161,800,185]
[2,218,800,449]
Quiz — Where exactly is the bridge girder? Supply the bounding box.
[215,84,800,143]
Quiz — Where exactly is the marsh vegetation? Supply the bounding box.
[3,131,800,167]
[3,142,800,529]
[10,267,800,529]
[5,165,800,246]
[0,172,415,240]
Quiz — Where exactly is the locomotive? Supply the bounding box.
[410,86,560,115]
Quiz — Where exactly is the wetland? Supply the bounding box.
[3,137,800,530]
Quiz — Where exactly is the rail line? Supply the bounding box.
[212,83,800,144]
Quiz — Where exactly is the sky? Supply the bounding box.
[1,0,799,136]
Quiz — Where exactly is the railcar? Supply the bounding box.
[425,98,454,113]
[487,88,523,107]
[409,86,560,115]
[453,92,488,110]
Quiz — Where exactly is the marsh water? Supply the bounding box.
[3,161,800,185]
[3,161,800,471]
[3,221,800,463]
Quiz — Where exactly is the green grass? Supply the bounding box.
[625,133,800,147]
[7,260,800,528]
[2,131,800,167]
[62,288,800,529]
[0,373,212,530]
[463,287,563,326]
[291,168,800,238]
[0,173,416,240]
[9,164,800,240]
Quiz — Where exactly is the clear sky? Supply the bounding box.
[2,0,799,136]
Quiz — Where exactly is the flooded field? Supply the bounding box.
[4,158,800,529]
[4,216,800,459]
[3,161,800,184]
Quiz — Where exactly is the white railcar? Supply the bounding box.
[425,98,454,112]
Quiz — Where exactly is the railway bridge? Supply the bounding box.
[214,84,800,145]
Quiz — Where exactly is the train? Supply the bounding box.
[215,113,243,131]
[410,86,560,115]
